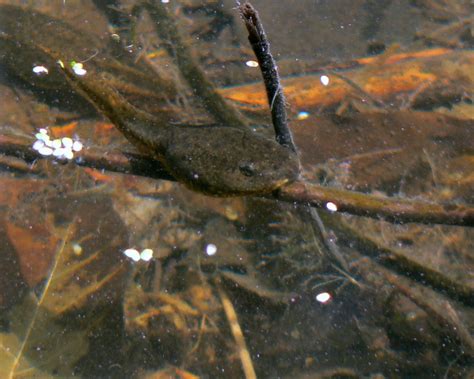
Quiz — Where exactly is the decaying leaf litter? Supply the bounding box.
[0,0,473,378]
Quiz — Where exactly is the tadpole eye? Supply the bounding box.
[239,162,257,177]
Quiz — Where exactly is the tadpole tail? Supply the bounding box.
[58,59,161,152]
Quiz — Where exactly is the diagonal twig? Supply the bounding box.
[318,212,474,306]
[215,279,257,379]
[238,2,296,152]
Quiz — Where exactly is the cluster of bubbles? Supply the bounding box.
[32,128,83,160]
[123,248,154,262]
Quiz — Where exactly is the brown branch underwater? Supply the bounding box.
[1,134,472,227]
[239,2,296,152]
[318,213,474,306]
[278,181,474,227]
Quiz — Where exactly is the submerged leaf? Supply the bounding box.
[1,217,127,378]
[3,293,88,378]
[6,221,61,288]
[0,332,53,379]
[0,222,90,378]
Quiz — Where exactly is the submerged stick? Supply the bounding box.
[0,134,472,227]
[0,134,174,181]
[318,213,474,306]
[383,271,474,355]
[216,280,257,379]
[238,2,296,152]
[278,181,474,227]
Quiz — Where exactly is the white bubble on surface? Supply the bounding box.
[205,243,217,256]
[124,248,141,262]
[245,60,259,68]
[296,111,310,120]
[72,141,83,152]
[32,140,45,151]
[326,202,338,212]
[38,146,54,156]
[140,249,154,262]
[32,65,49,75]
[316,292,331,303]
[72,62,87,76]
[62,137,73,148]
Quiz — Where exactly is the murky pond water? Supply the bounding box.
[0,1,472,378]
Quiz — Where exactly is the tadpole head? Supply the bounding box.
[164,126,300,196]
